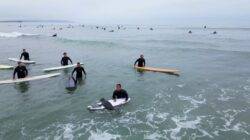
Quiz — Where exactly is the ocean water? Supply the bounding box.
[0,23,250,140]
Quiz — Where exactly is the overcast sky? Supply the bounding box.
[0,0,249,26]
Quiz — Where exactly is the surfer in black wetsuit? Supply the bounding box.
[13,62,28,79]
[100,98,115,110]
[112,84,129,101]
[134,54,145,67]
[71,62,86,80]
[20,49,30,60]
[61,52,73,66]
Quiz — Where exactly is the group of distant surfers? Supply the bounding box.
[12,49,146,108]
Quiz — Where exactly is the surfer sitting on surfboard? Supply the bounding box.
[13,62,28,79]
[20,49,30,60]
[134,54,145,67]
[112,84,129,101]
[61,52,73,66]
[71,62,86,81]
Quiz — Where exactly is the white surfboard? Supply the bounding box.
[8,58,36,64]
[87,98,130,111]
[0,64,14,69]
[43,63,83,72]
[0,73,61,85]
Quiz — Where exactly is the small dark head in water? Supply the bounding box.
[52,33,57,37]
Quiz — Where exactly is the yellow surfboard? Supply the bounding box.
[134,66,179,74]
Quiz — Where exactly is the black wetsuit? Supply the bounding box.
[13,66,28,79]
[100,98,114,110]
[72,66,86,78]
[112,89,129,101]
[134,58,145,67]
[20,52,30,60]
[61,56,72,66]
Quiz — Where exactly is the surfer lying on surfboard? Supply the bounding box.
[113,84,129,101]
[134,54,145,67]
[13,62,28,79]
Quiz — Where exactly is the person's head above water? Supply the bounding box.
[140,54,144,58]
[115,84,122,91]
[63,52,67,56]
[23,49,26,52]
[77,62,81,67]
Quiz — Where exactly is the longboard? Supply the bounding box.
[87,98,130,111]
[8,58,35,64]
[134,66,179,74]
[0,64,14,69]
[43,63,83,72]
[0,73,61,85]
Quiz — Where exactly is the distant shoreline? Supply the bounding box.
[0,20,72,23]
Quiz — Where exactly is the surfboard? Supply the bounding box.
[0,64,14,69]
[8,58,35,64]
[43,63,83,72]
[65,77,77,90]
[134,66,179,74]
[0,73,61,85]
[87,98,130,111]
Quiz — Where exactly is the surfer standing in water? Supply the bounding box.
[20,49,30,60]
[134,54,145,67]
[71,62,86,81]
[112,84,129,101]
[13,62,28,79]
[61,52,73,66]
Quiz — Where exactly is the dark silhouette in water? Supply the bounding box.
[213,31,217,34]
[109,30,114,32]
[150,28,153,30]
[188,30,192,34]
[52,33,57,37]
[204,26,207,29]
[137,27,140,30]
[100,98,115,110]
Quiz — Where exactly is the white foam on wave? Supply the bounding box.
[0,31,37,38]
[178,95,206,114]
[88,130,121,140]
[168,116,213,140]
[217,109,249,135]
[217,88,234,101]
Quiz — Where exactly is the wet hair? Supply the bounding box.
[77,62,80,65]
[116,84,121,88]
[63,52,67,55]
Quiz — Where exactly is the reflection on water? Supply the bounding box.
[14,82,30,93]
[76,76,86,86]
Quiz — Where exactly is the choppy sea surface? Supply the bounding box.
[0,23,250,140]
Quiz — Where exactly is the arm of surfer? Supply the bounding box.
[71,68,76,76]
[13,69,16,79]
[69,57,73,64]
[134,59,138,66]
[60,58,63,65]
[81,67,86,75]
[20,53,23,60]
[25,67,28,77]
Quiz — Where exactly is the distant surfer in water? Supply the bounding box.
[71,62,86,80]
[52,33,57,37]
[13,62,28,79]
[112,84,129,101]
[20,49,30,60]
[134,54,145,67]
[61,52,73,66]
